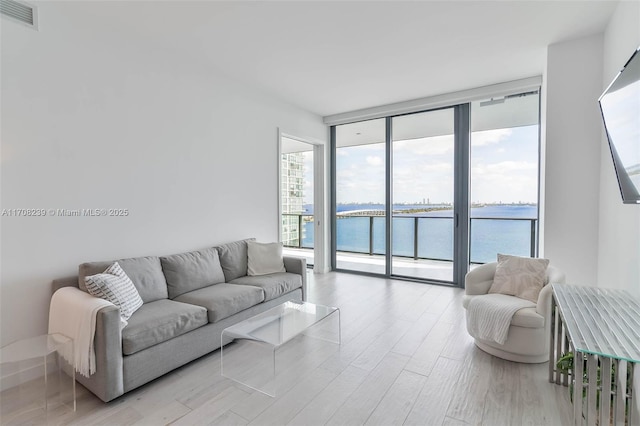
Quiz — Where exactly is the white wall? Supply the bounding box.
[598,3,640,418]
[598,1,640,297]
[543,34,604,286]
[0,2,326,348]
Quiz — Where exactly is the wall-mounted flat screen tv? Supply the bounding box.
[599,46,640,204]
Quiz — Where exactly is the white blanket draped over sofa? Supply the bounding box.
[49,287,118,377]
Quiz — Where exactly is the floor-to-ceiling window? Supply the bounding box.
[334,119,386,274]
[331,87,540,286]
[469,91,541,266]
[281,136,314,266]
[392,108,455,281]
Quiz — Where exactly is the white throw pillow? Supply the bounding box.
[488,254,550,303]
[247,241,286,276]
[84,262,143,322]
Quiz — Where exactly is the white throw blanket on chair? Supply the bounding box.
[466,294,535,345]
[48,287,117,377]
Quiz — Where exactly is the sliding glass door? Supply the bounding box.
[391,109,455,281]
[331,88,540,286]
[334,119,386,274]
[332,110,461,283]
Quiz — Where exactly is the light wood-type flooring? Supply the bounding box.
[1,272,573,425]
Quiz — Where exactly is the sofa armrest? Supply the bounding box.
[74,304,124,402]
[52,281,125,402]
[537,266,566,322]
[536,283,553,317]
[464,262,497,296]
[283,256,307,301]
[52,277,125,401]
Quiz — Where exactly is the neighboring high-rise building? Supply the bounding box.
[281,152,305,246]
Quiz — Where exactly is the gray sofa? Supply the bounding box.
[52,238,306,402]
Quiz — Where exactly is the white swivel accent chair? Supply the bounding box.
[462,262,566,363]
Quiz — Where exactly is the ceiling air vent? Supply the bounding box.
[1,0,37,29]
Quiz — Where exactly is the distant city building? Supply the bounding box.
[281,153,305,246]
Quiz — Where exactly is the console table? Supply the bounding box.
[549,284,639,426]
[0,334,76,422]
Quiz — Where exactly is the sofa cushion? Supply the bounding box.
[79,256,168,303]
[216,238,255,282]
[174,283,264,323]
[122,299,208,355]
[510,307,544,328]
[230,272,302,302]
[161,247,226,299]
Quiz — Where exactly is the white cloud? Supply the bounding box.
[335,126,539,204]
[367,144,386,152]
[471,161,538,203]
[393,161,452,177]
[422,163,452,172]
[337,178,385,203]
[393,135,454,156]
[471,128,512,147]
[337,169,357,179]
[366,156,383,166]
[483,161,536,173]
[391,161,454,203]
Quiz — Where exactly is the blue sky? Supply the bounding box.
[333,126,539,204]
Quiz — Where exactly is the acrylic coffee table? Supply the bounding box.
[221,300,340,397]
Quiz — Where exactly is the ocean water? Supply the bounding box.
[300,204,537,264]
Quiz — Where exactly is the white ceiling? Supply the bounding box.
[57,0,619,117]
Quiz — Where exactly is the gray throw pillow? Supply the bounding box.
[161,247,226,299]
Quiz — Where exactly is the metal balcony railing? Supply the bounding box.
[282,214,314,249]
[282,213,538,264]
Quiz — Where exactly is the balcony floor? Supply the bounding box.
[283,248,473,283]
